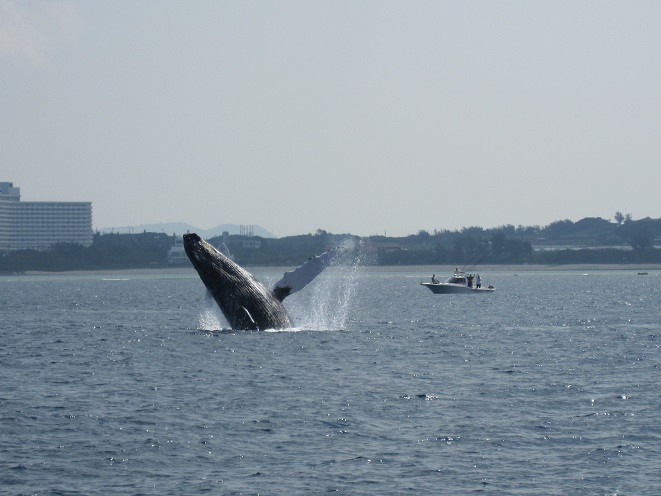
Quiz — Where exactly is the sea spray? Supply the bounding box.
[288,239,368,331]
[197,291,226,331]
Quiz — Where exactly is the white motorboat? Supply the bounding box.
[420,270,494,294]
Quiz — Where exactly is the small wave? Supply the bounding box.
[322,419,351,430]
[194,328,237,335]
[264,326,343,333]
[399,393,442,401]
[194,324,342,333]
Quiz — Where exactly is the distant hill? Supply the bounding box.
[96,223,275,238]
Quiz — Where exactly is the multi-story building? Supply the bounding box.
[167,236,188,265]
[0,182,93,252]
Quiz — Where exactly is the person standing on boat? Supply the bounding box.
[467,274,473,287]
[476,274,482,289]
[431,274,438,284]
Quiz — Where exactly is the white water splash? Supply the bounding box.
[288,239,367,331]
[196,292,227,331]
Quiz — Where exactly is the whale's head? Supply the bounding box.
[183,233,240,284]
[183,233,291,330]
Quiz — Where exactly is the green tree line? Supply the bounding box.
[1,216,660,272]
[0,232,172,272]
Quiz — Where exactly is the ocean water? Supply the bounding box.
[1,266,659,495]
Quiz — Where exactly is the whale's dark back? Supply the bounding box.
[183,233,292,330]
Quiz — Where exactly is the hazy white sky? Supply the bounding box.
[2,1,660,236]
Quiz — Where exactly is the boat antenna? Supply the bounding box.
[461,246,490,274]
[464,252,488,274]
[460,251,480,273]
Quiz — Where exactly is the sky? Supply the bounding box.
[2,1,660,237]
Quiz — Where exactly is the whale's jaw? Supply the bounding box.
[183,233,292,330]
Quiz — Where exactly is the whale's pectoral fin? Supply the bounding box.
[236,306,259,331]
[272,246,346,301]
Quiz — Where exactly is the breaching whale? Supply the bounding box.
[183,233,343,330]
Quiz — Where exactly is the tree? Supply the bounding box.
[542,219,575,238]
[614,211,624,225]
[628,230,653,250]
[490,231,506,259]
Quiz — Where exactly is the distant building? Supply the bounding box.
[368,242,405,254]
[241,239,261,249]
[0,182,93,252]
[167,236,188,265]
[167,234,232,265]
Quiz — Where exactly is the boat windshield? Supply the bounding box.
[447,276,466,284]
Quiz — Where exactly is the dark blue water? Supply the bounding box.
[1,267,659,495]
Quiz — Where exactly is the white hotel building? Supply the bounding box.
[0,182,93,252]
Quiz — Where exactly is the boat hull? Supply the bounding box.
[421,282,494,294]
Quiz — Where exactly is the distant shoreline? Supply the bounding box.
[361,264,661,273]
[9,263,661,276]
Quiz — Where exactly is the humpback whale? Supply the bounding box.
[183,233,342,330]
